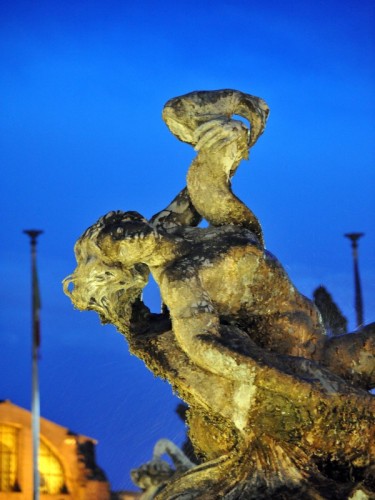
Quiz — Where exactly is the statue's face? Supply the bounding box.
[63,211,150,332]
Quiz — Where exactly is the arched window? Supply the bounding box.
[0,424,19,492]
[39,439,67,494]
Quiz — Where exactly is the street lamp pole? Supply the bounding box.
[24,229,43,500]
[344,232,364,329]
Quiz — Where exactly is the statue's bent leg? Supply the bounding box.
[171,312,261,432]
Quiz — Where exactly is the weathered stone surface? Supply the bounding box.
[64,90,374,499]
[131,439,195,499]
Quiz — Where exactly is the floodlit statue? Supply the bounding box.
[131,439,194,499]
[64,90,375,499]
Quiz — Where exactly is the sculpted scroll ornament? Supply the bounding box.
[64,90,374,499]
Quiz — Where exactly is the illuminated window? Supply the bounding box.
[39,440,67,494]
[0,424,18,492]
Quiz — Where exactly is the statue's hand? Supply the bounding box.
[194,118,249,153]
[162,89,269,147]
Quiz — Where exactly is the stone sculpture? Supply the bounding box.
[131,439,195,499]
[64,90,374,499]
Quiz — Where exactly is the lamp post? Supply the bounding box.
[344,232,364,329]
[24,229,43,500]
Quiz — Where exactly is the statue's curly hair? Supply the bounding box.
[63,229,149,334]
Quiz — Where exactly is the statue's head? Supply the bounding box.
[162,89,269,148]
[63,211,151,333]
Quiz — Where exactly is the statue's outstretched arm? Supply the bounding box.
[162,90,269,247]
[152,439,194,471]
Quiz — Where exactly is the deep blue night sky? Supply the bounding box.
[1,0,374,492]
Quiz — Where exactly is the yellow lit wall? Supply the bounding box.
[0,400,110,500]
[39,440,65,494]
[0,425,18,492]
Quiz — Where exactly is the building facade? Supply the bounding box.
[0,400,110,499]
